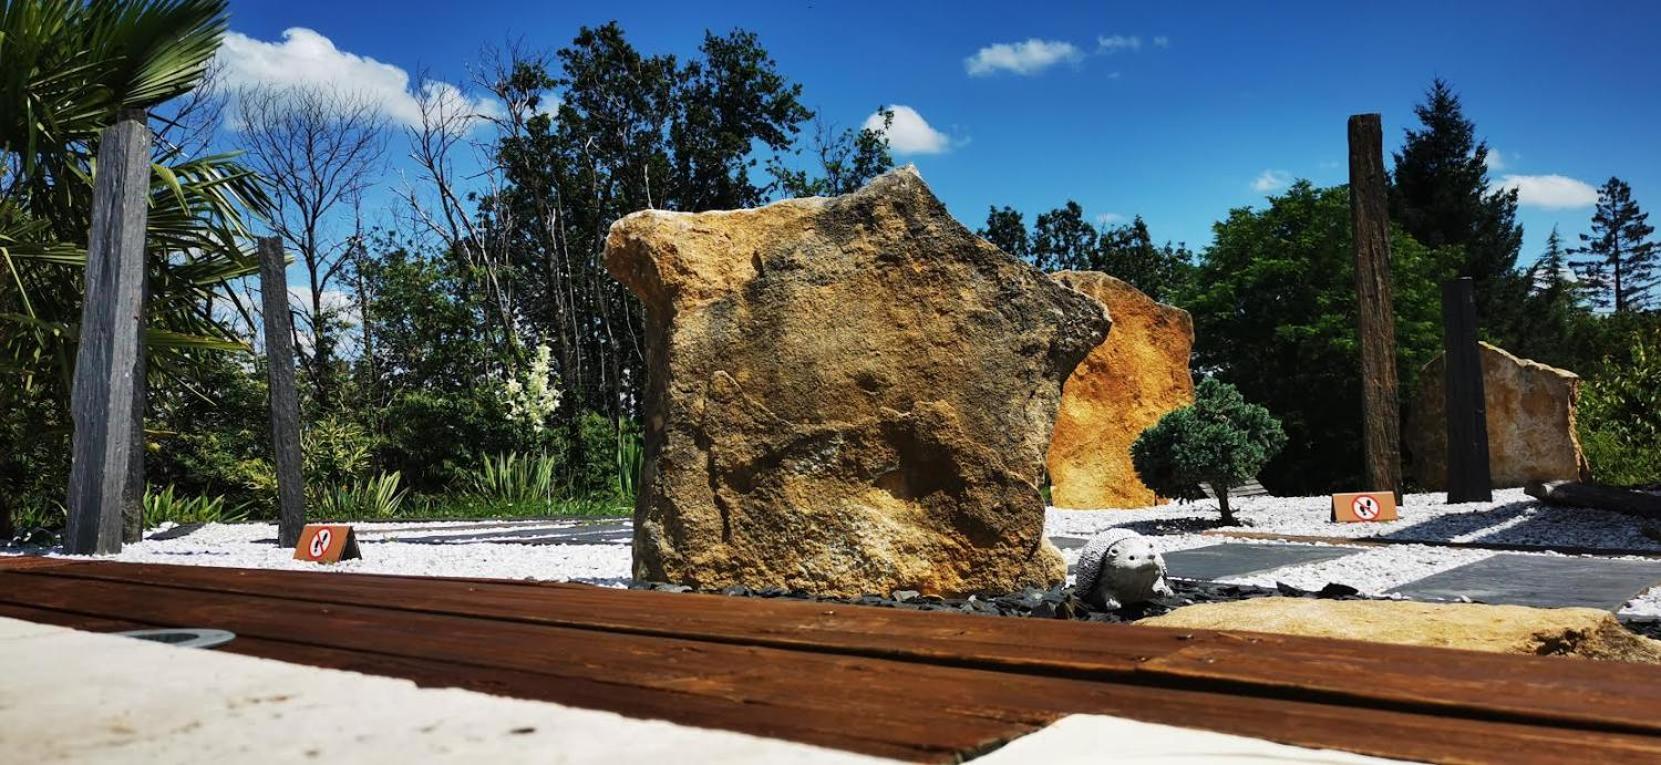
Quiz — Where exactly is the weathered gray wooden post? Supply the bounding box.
[123,272,149,543]
[259,237,307,547]
[1347,113,1402,501]
[65,109,152,555]
[1442,277,1492,502]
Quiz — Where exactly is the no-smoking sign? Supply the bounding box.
[293,524,362,563]
[1331,491,1398,523]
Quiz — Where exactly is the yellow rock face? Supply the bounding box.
[1139,598,1661,663]
[1407,342,1591,490]
[1046,271,1195,509]
[604,168,1110,597]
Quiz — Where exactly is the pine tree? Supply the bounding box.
[1573,177,1658,313]
[1389,78,1524,330]
[1514,227,1586,368]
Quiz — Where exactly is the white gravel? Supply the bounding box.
[9,487,1661,620]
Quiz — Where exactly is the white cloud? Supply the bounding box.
[864,105,951,155]
[1096,212,1126,226]
[1252,170,1292,193]
[964,39,1083,76]
[214,27,500,129]
[1495,174,1599,209]
[1484,149,1507,171]
[1153,36,1171,48]
[1097,35,1142,53]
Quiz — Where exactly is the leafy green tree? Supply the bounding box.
[1389,78,1524,338]
[1095,216,1194,303]
[768,108,893,197]
[1033,201,1096,272]
[1573,177,1657,313]
[1578,327,1661,487]
[1186,181,1459,494]
[1131,378,1286,525]
[978,206,1031,262]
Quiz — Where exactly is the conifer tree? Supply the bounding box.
[1574,177,1658,313]
[1389,78,1524,330]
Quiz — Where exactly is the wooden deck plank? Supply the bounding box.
[27,560,1661,739]
[0,571,1037,759]
[11,596,1661,765]
[10,562,1661,763]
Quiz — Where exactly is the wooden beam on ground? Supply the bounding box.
[65,109,152,555]
[258,237,306,547]
[1527,481,1661,523]
[1442,277,1492,502]
[1347,114,1402,502]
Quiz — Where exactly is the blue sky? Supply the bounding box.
[223,0,1661,267]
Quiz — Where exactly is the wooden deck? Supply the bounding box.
[5,557,1661,763]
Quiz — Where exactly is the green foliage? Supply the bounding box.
[1185,181,1459,495]
[614,425,644,503]
[769,107,894,197]
[301,415,374,491]
[375,388,530,492]
[1572,177,1657,313]
[1578,329,1661,487]
[312,472,409,521]
[1131,378,1286,524]
[142,484,250,526]
[1388,77,1523,341]
[976,204,1193,301]
[464,452,561,503]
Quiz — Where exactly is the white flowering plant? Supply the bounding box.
[502,344,563,434]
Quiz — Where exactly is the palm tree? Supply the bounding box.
[0,0,268,532]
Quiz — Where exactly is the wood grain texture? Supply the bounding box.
[8,561,1661,762]
[65,109,152,555]
[1443,277,1493,502]
[1348,113,1402,502]
[258,237,306,547]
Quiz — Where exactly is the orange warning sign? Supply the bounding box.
[1330,491,1399,523]
[293,524,362,563]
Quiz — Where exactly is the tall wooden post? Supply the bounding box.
[66,109,152,555]
[1347,113,1402,500]
[122,272,149,543]
[259,237,306,547]
[1442,277,1492,502]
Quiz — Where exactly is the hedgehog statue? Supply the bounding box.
[1073,528,1173,610]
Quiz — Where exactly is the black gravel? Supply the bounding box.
[630,578,1372,623]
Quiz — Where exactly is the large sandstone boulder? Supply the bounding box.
[1407,342,1591,491]
[1047,272,1194,509]
[604,168,1111,597]
[1138,599,1661,663]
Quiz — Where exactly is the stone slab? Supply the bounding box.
[1161,543,1361,582]
[1390,554,1661,611]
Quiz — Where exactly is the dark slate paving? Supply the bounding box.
[388,521,633,546]
[1389,554,1661,611]
[1049,536,1088,551]
[1161,543,1361,581]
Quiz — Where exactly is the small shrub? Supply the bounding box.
[1579,330,1661,487]
[614,424,644,503]
[302,415,375,489]
[1131,378,1287,525]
